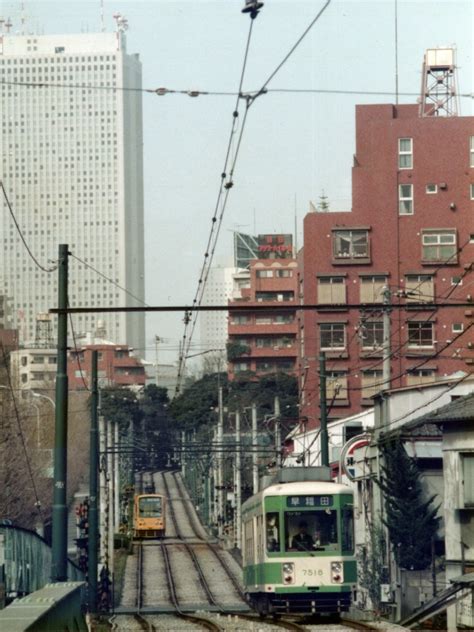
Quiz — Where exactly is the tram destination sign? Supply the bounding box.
[286,495,333,508]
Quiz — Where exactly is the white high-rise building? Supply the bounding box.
[200,262,250,365]
[0,30,145,351]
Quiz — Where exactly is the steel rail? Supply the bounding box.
[161,541,224,631]
[171,471,245,601]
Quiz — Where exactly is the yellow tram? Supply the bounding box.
[133,493,166,538]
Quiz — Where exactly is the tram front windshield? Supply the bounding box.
[285,511,338,552]
[138,496,162,518]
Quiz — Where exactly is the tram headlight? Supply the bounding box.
[331,561,343,583]
[282,562,295,584]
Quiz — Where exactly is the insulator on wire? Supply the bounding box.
[242,0,264,18]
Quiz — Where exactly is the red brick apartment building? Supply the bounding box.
[227,256,299,379]
[68,343,146,389]
[300,102,474,427]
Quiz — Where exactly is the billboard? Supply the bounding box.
[257,234,293,259]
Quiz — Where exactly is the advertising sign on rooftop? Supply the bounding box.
[257,234,293,259]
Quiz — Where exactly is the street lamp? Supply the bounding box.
[31,391,56,409]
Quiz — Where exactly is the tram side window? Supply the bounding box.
[266,512,280,552]
[342,506,354,553]
[285,511,338,551]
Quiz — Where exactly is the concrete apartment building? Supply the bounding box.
[227,234,299,378]
[68,342,146,390]
[300,49,474,427]
[0,28,145,351]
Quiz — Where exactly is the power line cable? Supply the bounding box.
[0,342,44,521]
[70,252,148,307]
[0,181,57,273]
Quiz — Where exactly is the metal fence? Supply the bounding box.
[0,525,83,597]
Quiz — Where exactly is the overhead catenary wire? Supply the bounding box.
[175,13,257,394]
[176,0,334,394]
[3,79,474,100]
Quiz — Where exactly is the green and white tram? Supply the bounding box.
[241,469,356,616]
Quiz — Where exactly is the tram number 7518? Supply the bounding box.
[302,569,324,577]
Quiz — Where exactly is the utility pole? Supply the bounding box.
[114,421,120,529]
[107,420,114,583]
[217,385,224,539]
[274,396,281,468]
[51,244,69,582]
[251,403,258,494]
[88,350,99,612]
[99,414,107,564]
[234,411,242,550]
[319,352,329,467]
[382,285,392,391]
[155,335,160,386]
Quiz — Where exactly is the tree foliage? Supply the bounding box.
[378,439,440,571]
[357,522,389,615]
[169,371,298,431]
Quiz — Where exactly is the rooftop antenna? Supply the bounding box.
[100,0,105,32]
[419,47,459,117]
[394,0,399,105]
[4,18,12,33]
[113,12,128,51]
[294,193,298,254]
[20,1,25,36]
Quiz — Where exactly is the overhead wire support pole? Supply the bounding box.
[319,352,329,468]
[88,350,99,613]
[217,385,224,539]
[51,243,69,582]
[382,285,392,391]
[251,403,259,494]
[274,396,281,468]
[235,411,242,549]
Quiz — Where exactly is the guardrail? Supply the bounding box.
[0,525,83,600]
[0,581,87,631]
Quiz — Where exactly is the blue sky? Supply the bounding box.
[4,1,473,364]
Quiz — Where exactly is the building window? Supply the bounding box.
[274,314,294,324]
[344,423,363,442]
[326,371,348,401]
[451,276,462,286]
[470,184,474,200]
[452,323,464,334]
[256,291,294,302]
[470,136,474,167]
[361,370,383,399]
[320,323,346,350]
[426,184,437,194]
[462,454,474,506]
[256,270,273,278]
[317,276,346,304]
[421,229,457,263]
[275,269,293,278]
[405,274,434,303]
[361,320,383,349]
[406,369,436,387]
[231,314,250,325]
[360,275,387,303]
[333,230,369,260]
[407,321,434,348]
[234,362,249,372]
[398,138,413,169]
[399,184,414,215]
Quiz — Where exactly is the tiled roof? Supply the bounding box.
[406,391,474,427]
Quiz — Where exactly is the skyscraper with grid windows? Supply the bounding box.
[0,30,145,352]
